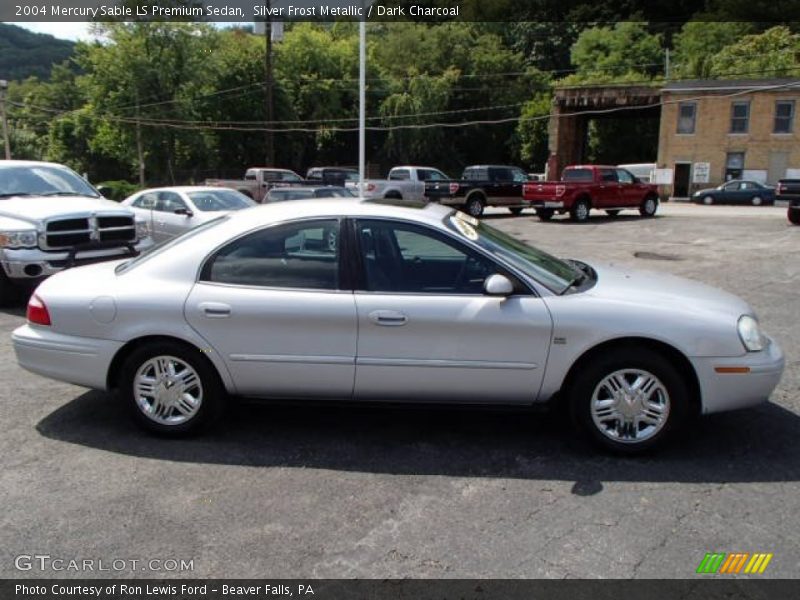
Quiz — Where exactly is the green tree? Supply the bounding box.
[672,22,755,79]
[568,22,664,83]
[709,26,800,79]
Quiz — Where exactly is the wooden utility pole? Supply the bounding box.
[135,89,145,186]
[0,80,11,160]
[264,1,275,166]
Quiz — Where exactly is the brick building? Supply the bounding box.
[657,79,800,198]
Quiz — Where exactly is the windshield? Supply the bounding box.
[446,213,581,293]
[187,189,255,212]
[115,215,229,274]
[0,164,101,198]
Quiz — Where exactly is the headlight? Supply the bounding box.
[738,315,768,352]
[0,230,38,249]
[135,220,150,240]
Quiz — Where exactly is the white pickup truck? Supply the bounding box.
[0,161,152,305]
[347,166,450,201]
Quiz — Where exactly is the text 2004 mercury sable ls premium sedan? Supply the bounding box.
[12,199,784,453]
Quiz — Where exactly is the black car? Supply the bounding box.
[265,186,354,203]
[305,167,359,188]
[691,180,775,206]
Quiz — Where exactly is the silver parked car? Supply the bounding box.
[122,186,255,243]
[13,199,784,453]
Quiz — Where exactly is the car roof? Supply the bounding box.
[226,197,453,228]
[0,160,75,169]
[134,186,238,194]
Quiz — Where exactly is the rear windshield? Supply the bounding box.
[562,169,594,182]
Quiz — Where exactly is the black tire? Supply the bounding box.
[789,205,800,225]
[536,208,554,222]
[569,347,689,454]
[464,195,485,218]
[570,198,591,222]
[702,195,714,206]
[639,195,658,217]
[0,268,24,307]
[119,340,226,436]
[605,209,621,217]
[508,207,523,216]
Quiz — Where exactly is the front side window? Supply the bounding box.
[774,100,795,133]
[132,192,158,209]
[616,169,635,184]
[730,101,750,133]
[677,102,696,134]
[511,168,528,183]
[202,219,340,289]
[599,169,618,183]
[356,220,501,294]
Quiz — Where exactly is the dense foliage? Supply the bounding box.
[2,20,799,186]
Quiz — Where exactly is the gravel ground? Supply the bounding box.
[0,202,798,579]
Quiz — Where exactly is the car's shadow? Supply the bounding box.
[37,391,800,486]
[482,213,651,224]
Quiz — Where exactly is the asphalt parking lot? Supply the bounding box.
[0,202,798,579]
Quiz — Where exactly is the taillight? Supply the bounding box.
[27,294,51,326]
[366,183,376,192]
[778,184,785,194]
[555,185,566,197]
[449,182,460,194]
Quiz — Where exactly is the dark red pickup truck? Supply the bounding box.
[523,165,660,222]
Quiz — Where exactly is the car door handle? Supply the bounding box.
[368,310,408,326]
[199,302,231,318]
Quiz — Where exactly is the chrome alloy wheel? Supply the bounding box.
[644,197,657,214]
[575,201,589,221]
[134,355,203,425]
[590,369,670,444]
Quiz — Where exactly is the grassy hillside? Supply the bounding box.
[0,23,75,80]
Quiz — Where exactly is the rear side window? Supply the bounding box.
[463,168,488,181]
[562,169,594,182]
[201,219,340,290]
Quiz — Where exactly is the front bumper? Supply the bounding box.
[691,338,785,414]
[1,238,153,281]
[12,324,122,390]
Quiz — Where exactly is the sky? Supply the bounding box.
[13,22,93,41]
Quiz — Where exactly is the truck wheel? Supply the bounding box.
[536,208,554,222]
[509,207,523,216]
[570,198,591,223]
[0,268,24,307]
[605,210,621,217]
[789,205,800,225]
[569,346,688,454]
[464,196,485,218]
[640,195,658,217]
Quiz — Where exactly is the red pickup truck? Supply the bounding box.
[523,165,660,222]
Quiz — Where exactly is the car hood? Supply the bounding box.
[0,196,132,226]
[582,263,752,319]
[692,187,718,197]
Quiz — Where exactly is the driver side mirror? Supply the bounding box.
[484,273,514,296]
[174,208,194,217]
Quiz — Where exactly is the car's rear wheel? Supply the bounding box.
[751,195,763,206]
[605,209,621,217]
[120,341,225,435]
[536,208,554,222]
[702,195,714,205]
[464,195,485,218]
[789,205,800,225]
[640,195,658,217]
[570,198,591,222]
[509,207,523,216]
[569,347,688,454]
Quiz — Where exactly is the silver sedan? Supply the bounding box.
[12,199,784,453]
[122,186,255,243]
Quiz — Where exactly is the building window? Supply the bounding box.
[725,152,745,180]
[677,102,696,134]
[730,101,750,134]
[774,100,795,133]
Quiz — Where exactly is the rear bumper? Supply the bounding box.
[528,200,565,209]
[12,324,121,390]
[691,338,785,414]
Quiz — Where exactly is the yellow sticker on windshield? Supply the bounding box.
[451,215,479,240]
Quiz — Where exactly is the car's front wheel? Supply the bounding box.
[569,347,688,454]
[640,195,658,217]
[120,341,225,435]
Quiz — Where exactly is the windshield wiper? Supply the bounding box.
[40,191,100,198]
[0,192,35,198]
